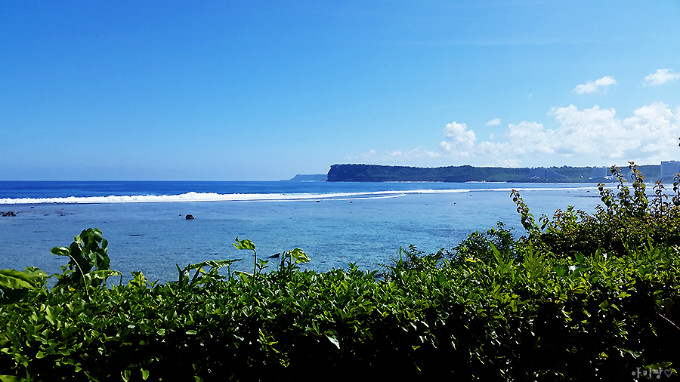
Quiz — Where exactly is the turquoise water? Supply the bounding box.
[0,181,604,282]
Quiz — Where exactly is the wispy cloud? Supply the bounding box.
[573,76,617,94]
[485,118,501,126]
[344,147,440,163]
[644,68,680,86]
[344,150,377,161]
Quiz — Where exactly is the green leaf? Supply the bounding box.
[192,259,241,269]
[575,252,585,264]
[129,271,148,288]
[0,375,28,382]
[233,237,255,250]
[327,335,340,350]
[553,265,568,277]
[87,270,122,281]
[290,248,310,264]
[0,269,42,290]
[51,247,71,257]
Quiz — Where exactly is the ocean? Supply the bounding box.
[0,181,604,283]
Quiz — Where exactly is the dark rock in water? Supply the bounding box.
[1,211,17,217]
[185,214,195,220]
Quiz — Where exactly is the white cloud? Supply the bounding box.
[507,121,555,154]
[461,102,678,166]
[644,68,680,86]
[548,103,678,162]
[384,147,441,160]
[573,76,617,94]
[345,103,679,168]
[485,118,501,126]
[621,102,678,159]
[476,141,510,160]
[439,122,477,159]
[345,147,440,163]
[344,150,377,161]
[441,122,476,147]
[405,147,441,159]
[385,149,403,158]
[549,104,624,156]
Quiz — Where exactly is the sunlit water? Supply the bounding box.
[0,181,605,283]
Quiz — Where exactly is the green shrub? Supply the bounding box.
[512,162,680,259]
[2,241,679,381]
[51,228,120,290]
[450,222,516,263]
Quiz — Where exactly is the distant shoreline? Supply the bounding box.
[324,163,668,183]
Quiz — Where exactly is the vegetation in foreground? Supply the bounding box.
[1,163,680,381]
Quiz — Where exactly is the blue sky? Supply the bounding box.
[2,1,679,180]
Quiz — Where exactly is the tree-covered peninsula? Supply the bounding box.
[326,163,663,183]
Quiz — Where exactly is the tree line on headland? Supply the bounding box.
[325,163,665,182]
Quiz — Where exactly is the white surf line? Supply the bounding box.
[2,186,626,205]
[0,189,473,205]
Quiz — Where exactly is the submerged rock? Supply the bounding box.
[185,214,195,220]
[1,211,17,217]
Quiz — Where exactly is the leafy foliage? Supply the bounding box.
[1,240,678,381]
[51,228,120,289]
[450,222,516,263]
[512,162,680,258]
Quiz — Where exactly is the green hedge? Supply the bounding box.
[2,245,679,381]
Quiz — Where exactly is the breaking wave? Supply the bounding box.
[0,189,475,205]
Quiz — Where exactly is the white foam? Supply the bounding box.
[0,189,475,205]
[0,186,613,205]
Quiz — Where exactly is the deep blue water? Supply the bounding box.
[0,181,604,283]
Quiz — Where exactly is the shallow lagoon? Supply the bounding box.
[0,181,603,282]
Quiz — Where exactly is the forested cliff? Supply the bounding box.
[326,164,662,182]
